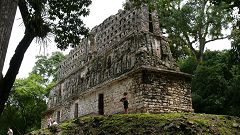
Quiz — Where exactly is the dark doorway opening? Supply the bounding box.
[98,94,104,115]
[57,111,60,123]
[74,103,78,118]
[149,10,153,33]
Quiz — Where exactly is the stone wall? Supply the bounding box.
[42,4,193,128]
[139,68,192,113]
[47,32,179,112]
[57,5,168,81]
[43,73,136,127]
[42,67,192,128]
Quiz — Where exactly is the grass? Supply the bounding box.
[27,113,240,135]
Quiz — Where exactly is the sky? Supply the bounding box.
[3,0,231,78]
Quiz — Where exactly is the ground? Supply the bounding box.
[28,113,240,135]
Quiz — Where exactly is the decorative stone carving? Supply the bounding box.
[42,4,193,128]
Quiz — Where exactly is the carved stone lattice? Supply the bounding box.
[42,5,193,128]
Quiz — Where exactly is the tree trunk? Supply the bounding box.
[197,36,206,63]
[0,31,35,116]
[0,0,19,73]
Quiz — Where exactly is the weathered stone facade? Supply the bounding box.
[42,5,193,128]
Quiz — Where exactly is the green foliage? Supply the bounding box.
[178,56,198,74]
[59,120,77,130]
[230,26,240,63]
[20,0,92,49]
[0,52,64,134]
[47,0,92,49]
[210,0,240,10]
[0,74,47,135]
[31,52,65,84]
[207,0,240,64]
[192,64,228,114]
[48,125,58,133]
[170,43,191,61]
[178,50,240,116]
[189,50,240,116]
[225,65,240,116]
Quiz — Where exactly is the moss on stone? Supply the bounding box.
[59,119,77,130]
[27,113,240,135]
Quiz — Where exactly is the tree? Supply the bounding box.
[210,0,240,11]
[0,52,65,134]
[178,56,198,74]
[0,0,92,116]
[31,52,65,84]
[229,8,240,64]
[183,50,240,116]
[0,74,47,135]
[0,0,18,74]
[192,62,228,114]
[230,26,240,63]
[129,0,233,62]
[225,65,240,116]
[209,0,240,64]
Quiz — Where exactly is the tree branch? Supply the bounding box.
[205,36,229,44]
[203,22,210,39]
[18,0,30,29]
[182,31,198,57]
[190,38,197,45]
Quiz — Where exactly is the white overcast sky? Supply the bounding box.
[3,0,231,78]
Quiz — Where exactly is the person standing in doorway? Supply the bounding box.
[7,128,13,135]
[120,92,129,114]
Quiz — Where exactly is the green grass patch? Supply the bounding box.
[27,113,240,135]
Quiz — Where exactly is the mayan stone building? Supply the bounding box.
[42,4,193,128]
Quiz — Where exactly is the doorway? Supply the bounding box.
[98,94,104,115]
[74,103,78,118]
[57,111,60,123]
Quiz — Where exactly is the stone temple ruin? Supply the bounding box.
[42,5,193,128]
